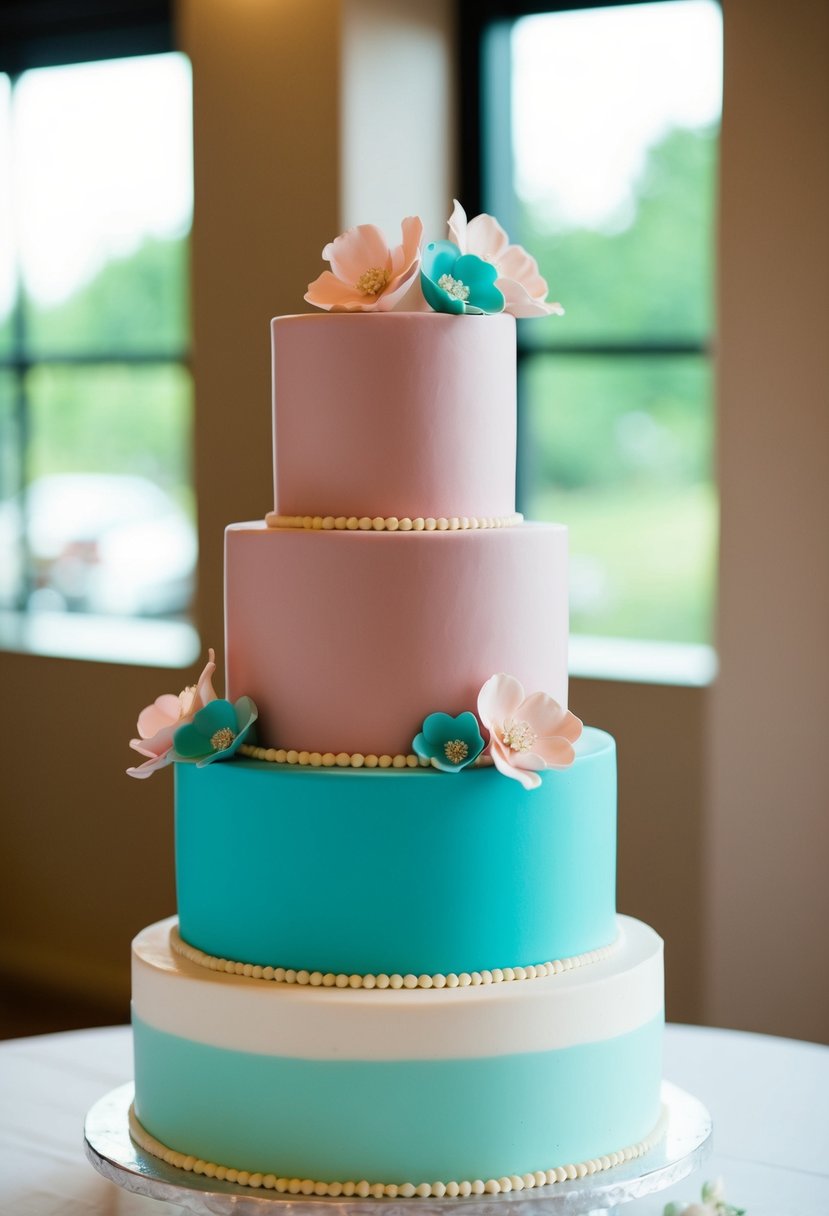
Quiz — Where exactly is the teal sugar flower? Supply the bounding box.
[420,241,505,316]
[412,711,485,773]
[172,696,258,767]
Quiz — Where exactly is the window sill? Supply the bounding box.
[0,611,715,687]
[569,634,717,688]
[0,609,200,669]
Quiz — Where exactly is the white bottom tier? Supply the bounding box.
[131,915,664,1189]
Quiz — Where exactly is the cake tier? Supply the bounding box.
[132,915,663,1189]
[175,728,616,977]
[271,313,516,520]
[225,521,568,756]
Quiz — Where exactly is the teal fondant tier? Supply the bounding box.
[132,1012,662,1184]
[175,726,617,976]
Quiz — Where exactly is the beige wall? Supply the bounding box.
[573,677,707,1026]
[183,0,343,656]
[1,0,826,1043]
[705,0,829,1043]
[341,0,456,236]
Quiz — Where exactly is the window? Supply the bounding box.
[0,42,197,666]
[469,0,722,681]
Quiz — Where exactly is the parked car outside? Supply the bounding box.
[0,473,197,617]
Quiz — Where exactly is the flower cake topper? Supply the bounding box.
[304,217,423,312]
[305,201,562,319]
[127,649,218,779]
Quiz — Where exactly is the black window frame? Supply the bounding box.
[458,0,716,511]
[0,1,195,620]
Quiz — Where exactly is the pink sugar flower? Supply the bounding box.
[127,648,218,779]
[448,199,564,319]
[305,216,424,312]
[477,673,582,790]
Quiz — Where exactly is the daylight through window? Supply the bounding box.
[0,51,196,665]
[483,0,722,661]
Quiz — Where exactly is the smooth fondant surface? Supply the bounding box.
[225,521,569,756]
[272,313,517,520]
[132,916,663,1183]
[133,1017,662,1183]
[175,728,616,976]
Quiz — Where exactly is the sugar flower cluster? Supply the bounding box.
[305,200,562,318]
[127,649,257,779]
[127,661,580,792]
[413,674,582,791]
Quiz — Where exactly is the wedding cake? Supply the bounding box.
[124,203,665,1198]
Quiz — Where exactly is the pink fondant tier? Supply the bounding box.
[225,522,569,756]
[272,313,517,521]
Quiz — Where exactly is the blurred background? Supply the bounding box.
[1,0,827,1044]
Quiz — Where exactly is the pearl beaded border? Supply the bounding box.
[238,743,436,769]
[265,511,523,533]
[170,924,617,990]
[129,1104,666,1199]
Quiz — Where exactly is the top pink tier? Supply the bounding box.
[272,312,517,520]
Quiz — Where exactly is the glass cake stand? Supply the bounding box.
[84,1081,711,1216]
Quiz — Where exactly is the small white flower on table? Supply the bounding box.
[664,1177,745,1216]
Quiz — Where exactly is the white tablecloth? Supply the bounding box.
[0,1023,827,1215]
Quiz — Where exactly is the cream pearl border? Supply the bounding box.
[170,924,617,990]
[239,743,441,770]
[129,1104,666,1199]
[265,511,523,533]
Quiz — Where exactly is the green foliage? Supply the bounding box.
[0,313,12,357]
[522,354,712,493]
[24,236,189,356]
[0,237,194,514]
[519,125,718,343]
[514,124,719,643]
[540,484,717,644]
[0,372,21,501]
[27,362,194,513]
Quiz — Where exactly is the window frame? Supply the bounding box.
[459,0,719,677]
[0,1,173,76]
[0,3,198,663]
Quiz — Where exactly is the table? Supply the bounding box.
[0,1024,826,1215]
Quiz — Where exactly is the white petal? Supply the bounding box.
[447,198,468,251]
[490,741,541,789]
[477,673,526,732]
[497,276,564,318]
[466,213,510,262]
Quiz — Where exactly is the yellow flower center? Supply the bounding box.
[178,684,196,717]
[211,727,236,752]
[502,718,537,753]
[356,266,391,296]
[443,738,469,764]
[437,273,470,302]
